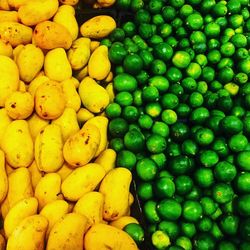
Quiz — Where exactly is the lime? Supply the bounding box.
[234,172,250,193]
[134,9,151,24]
[161,109,177,125]
[152,230,171,249]
[170,0,185,8]
[150,153,167,170]
[200,197,217,216]
[195,55,208,68]
[219,214,239,235]
[152,121,169,138]
[180,4,194,17]
[122,106,139,122]
[138,23,154,39]
[194,168,214,188]
[228,134,248,152]
[180,222,196,239]
[162,6,177,21]
[152,14,165,25]
[169,155,193,175]
[139,49,154,69]
[197,217,213,232]
[170,122,190,142]
[122,21,136,37]
[186,62,202,79]
[238,58,250,75]
[214,161,237,182]
[124,129,145,153]
[237,194,250,217]
[207,49,221,64]
[212,183,234,204]
[158,221,180,240]
[133,90,142,107]
[136,158,157,181]
[151,59,167,75]
[229,14,244,29]
[185,186,202,201]
[154,177,175,198]
[194,127,214,146]
[116,150,136,170]
[199,150,219,168]
[142,86,159,102]
[157,199,182,221]
[161,93,179,109]
[109,138,124,152]
[193,233,216,250]
[158,23,173,38]
[148,75,169,93]
[181,77,197,92]
[219,115,243,135]
[148,0,164,14]
[176,236,192,250]
[189,92,204,108]
[166,142,181,158]
[204,22,221,37]
[123,54,143,75]
[212,2,228,16]
[186,13,204,30]
[211,137,229,158]
[145,102,162,118]
[231,33,247,48]
[114,73,137,92]
[110,28,125,42]
[143,200,160,223]
[175,175,193,195]
[123,223,144,244]
[240,218,250,241]
[108,44,127,64]
[218,241,237,250]
[218,67,234,84]
[146,134,167,154]
[137,182,153,201]
[236,151,250,171]
[172,51,191,68]
[130,0,144,11]
[105,103,122,118]
[220,42,235,57]
[108,118,129,138]
[138,114,153,130]
[182,200,203,222]
[153,42,173,62]
[115,91,133,106]
[175,103,191,119]
[181,139,198,156]
[166,67,183,83]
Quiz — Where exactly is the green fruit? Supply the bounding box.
[237,151,250,171]
[157,199,182,221]
[114,73,138,92]
[212,183,234,204]
[137,182,153,201]
[136,158,157,181]
[154,177,176,198]
[123,223,145,244]
[116,150,137,170]
[182,200,203,222]
[214,161,237,182]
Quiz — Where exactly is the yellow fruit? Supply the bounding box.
[110,216,139,230]
[0,150,8,203]
[94,148,116,173]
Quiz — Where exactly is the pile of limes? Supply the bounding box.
[103,0,250,249]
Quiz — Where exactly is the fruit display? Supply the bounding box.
[1,0,250,249]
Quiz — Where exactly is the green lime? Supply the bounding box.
[234,172,250,194]
[207,38,220,49]
[219,214,239,235]
[108,44,127,65]
[105,103,122,118]
[212,183,234,204]
[151,59,167,75]
[236,151,250,171]
[189,92,204,108]
[181,77,197,92]
[158,221,180,240]
[166,142,181,158]
[161,109,177,125]
[199,150,219,168]
[202,66,215,82]
[231,33,247,48]
[197,217,213,232]
[108,118,128,138]
[116,150,136,170]
[195,55,208,68]
[148,0,164,14]
[194,128,214,146]
[180,4,194,17]
[218,67,234,84]
[186,13,204,30]
[139,49,154,69]
[143,200,160,223]
[212,2,228,16]
[161,93,179,109]
[185,186,202,201]
[237,194,250,217]
[193,233,216,250]
[154,177,175,198]
[114,73,137,92]
[166,67,183,83]
[174,103,191,119]
[200,197,217,216]
[207,49,221,64]
[138,114,153,130]
[229,14,244,29]
[122,21,136,37]
[211,137,229,158]
[152,230,171,249]
[152,121,169,138]
[158,23,173,38]
[181,222,196,238]
[175,175,193,195]
[169,155,193,175]
[217,241,237,250]
[162,6,177,21]
[170,122,190,142]
[182,200,203,222]
[109,138,124,152]
[123,54,143,75]
[122,106,139,122]
[227,0,241,14]
[136,158,157,181]
[153,42,173,62]
[194,168,214,188]
[123,223,144,244]
[130,0,144,11]
[176,236,192,250]
[146,134,167,154]
[186,62,202,79]
[157,199,182,221]
[238,57,250,75]
[134,9,151,24]
[109,28,125,42]
[172,51,191,68]
[228,134,248,152]
[152,14,165,25]
[150,153,167,170]
[220,115,243,135]
[124,129,145,153]
[181,139,198,156]
[148,75,169,93]
[214,161,237,182]
[137,182,153,201]
[170,0,185,8]
[204,22,220,37]
[142,86,159,102]
[115,91,133,107]
[220,42,235,57]
[145,102,162,118]
[240,218,250,241]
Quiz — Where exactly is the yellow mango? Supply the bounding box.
[28,161,43,189]
[88,45,111,80]
[16,44,44,83]
[61,78,81,112]
[5,91,34,119]
[35,173,62,211]
[110,216,139,230]
[0,55,19,107]
[6,215,48,250]
[18,80,27,92]
[105,71,113,83]
[0,150,8,203]
[0,108,12,144]
[0,39,13,57]
[0,233,5,250]
[76,108,94,125]
[5,162,14,175]
[61,163,105,201]
[0,10,18,22]
[56,163,73,181]
[90,40,100,52]
[1,167,33,218]
[27,113,49,140]
[35,81,65,120]
[7,0,31,9]
[40,200,69,239]
[78,76,110,113]
[53,5,78,41]
[44,48,72,82]
[94,148,116,173]
[18,0,59,26]
[84,224,138,250]
[1,120,33,168]
[63,123,100,167]
[13,44,24,62]
[33,21,72,50]
[59,0,79,5]
[0,0,10,10]
[105,82,115,102]
[80,15,116,39]
[4,197,38,238]
[28,75,49,98]
[47,213,88,250]
[99,168,132,221]
[75,65,88,81]
[35,124,64,173]
[52,108,80,142]
[0,22,32,47]
[73,191,105,229]
[85,116,108,157]
[67,37,91,70]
